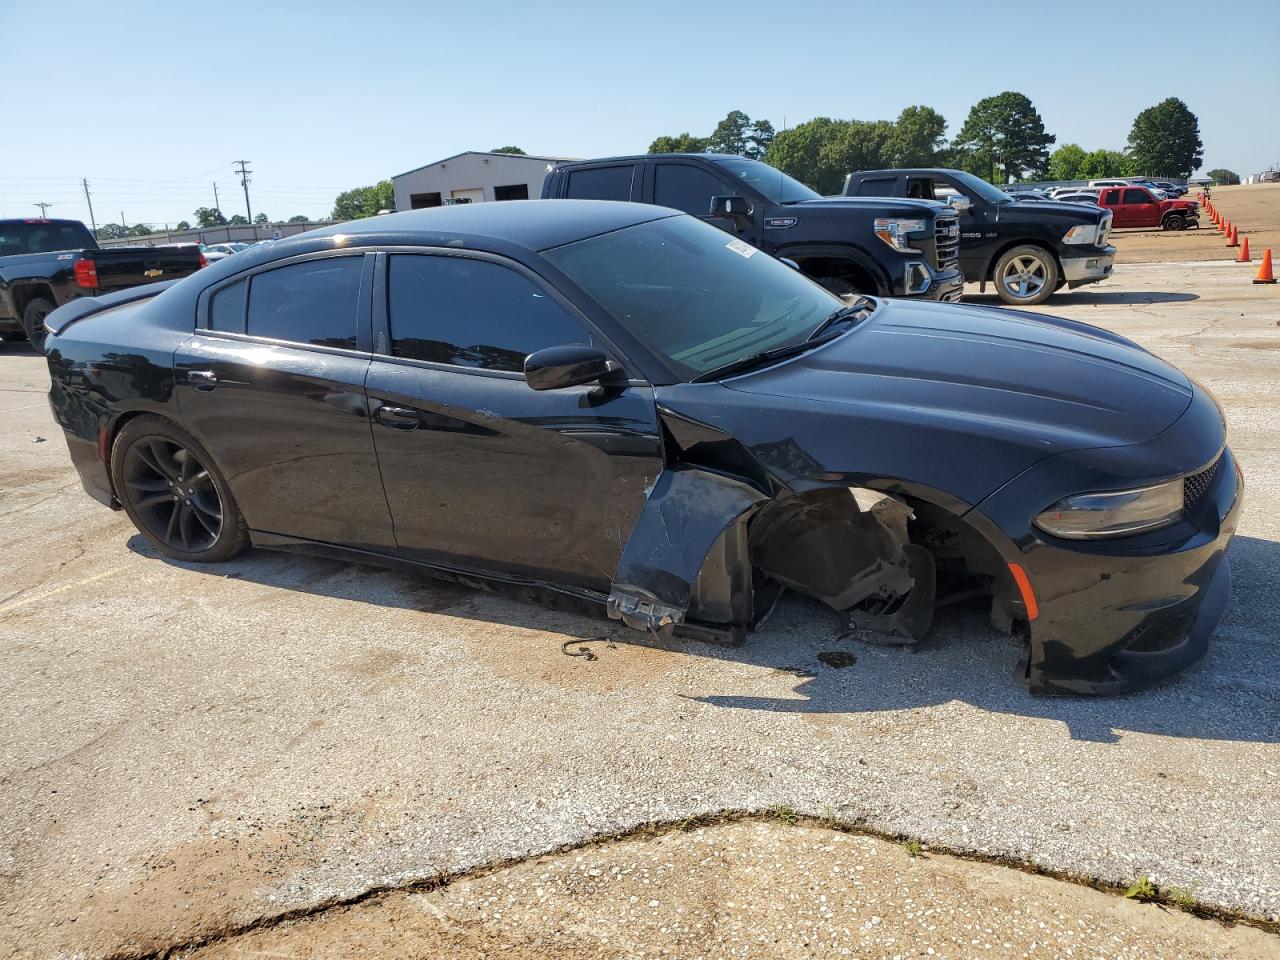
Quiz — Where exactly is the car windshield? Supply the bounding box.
[0,221,94,256]
[950,170,1014,204]
[709,157,822,204]
[545,215,849,380]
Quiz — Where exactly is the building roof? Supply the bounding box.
[391,150,578,181]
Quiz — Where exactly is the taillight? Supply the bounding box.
[198,252,208,268]
[75,258,99,288]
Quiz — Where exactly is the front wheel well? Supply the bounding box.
[787,254,885,296]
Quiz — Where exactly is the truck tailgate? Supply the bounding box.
[92,245,202,291]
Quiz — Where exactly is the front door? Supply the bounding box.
[1121,187,1160,228]
[928,175,991,279]
[648,161,757,241]
[364,251,664,592]
[174,252,396,550]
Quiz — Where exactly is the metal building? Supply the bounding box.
[391,151,574,210]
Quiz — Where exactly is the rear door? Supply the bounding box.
[364,249,664,592]
[557,162,640,201]
[174,251,396,549]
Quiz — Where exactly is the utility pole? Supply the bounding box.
[82,179,97,233]
[212,181,221,215]
[121,211,127,229]
[34,202,53,217]
[233,160,253,223]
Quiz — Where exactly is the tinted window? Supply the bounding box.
[653,164,728,216]
[387,255,592,372]
[710,157,820,203]
[565,165,634,201]
[1123,188,1151,204]
[246,257,363,349]
[209,279,247,332]
[1103,190,1121,204]
[854,177,896,197]
[0,221,95,256]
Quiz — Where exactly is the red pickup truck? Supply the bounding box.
[1096,186,1199,231]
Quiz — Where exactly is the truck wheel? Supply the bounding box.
[21,298,55,353]
[111,415,250,563]
[1,331,27,342]
[993,246,1058,306]
[1162,214,1186,231]
[814,274,869,299]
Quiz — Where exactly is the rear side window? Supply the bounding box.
[246,257,363,349]
[387,255,592,372]
[1102,190,1121,204]
[208,279,247,332]
[564,165,635,201]
[1122,188,1150,204]
[854,177,896,197]
[653,164,729,216]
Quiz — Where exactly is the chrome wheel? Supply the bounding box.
[121,436,223,552]
[1000,254,1048,300]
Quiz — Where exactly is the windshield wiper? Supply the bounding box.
[806,297,876,341]
[690,337,837,383]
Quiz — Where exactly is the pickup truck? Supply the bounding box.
[1095,186,1199,230]
[843,168,1116,306]
[541,154,965,302]
[0,218,205,351]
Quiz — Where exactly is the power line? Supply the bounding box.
[234,160,253,223]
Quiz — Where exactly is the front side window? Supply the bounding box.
[544,214,845,380]
[1123,188,1151,204]
[387,255,592,372]
[246,256,363,349]
[710,157,821,203]
[653,164,730,217]
[565,165,635,201]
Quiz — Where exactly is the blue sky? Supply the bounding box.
[2,0,1276,225]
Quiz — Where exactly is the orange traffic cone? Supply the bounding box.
[1256,248,1277,284]
[1227,225,1239,247]
[1236,235,1251,262]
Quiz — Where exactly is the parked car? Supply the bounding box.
[1096,185,1200,230]
[542,153,964,302]
[0,218,205,351]
[1006,189,1051,201]
[842,169,1115,306]
[1055,192,1103,206]
[43,201,1241,695]
[1088,179,1132,189]
[200,242,248,264]
[1153,180,1188,197]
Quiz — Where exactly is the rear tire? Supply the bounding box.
[992,246,1058,306]
[111,415,249,563]
[1163,214,1186,231]
[21,298,54,353]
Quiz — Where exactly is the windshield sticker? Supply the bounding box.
[726,238,756,259]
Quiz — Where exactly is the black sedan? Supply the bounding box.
[41,201,1242,695]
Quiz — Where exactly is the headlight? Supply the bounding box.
[1062,224,1100,245]
[1033,479,1184,539]
[874,218,926,253]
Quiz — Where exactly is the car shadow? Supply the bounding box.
[0,338,39,356]
[965,291,1200,307]
[127,533,1279,747]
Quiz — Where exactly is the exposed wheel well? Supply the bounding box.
[789,255,884,296]
[11,283,55,318]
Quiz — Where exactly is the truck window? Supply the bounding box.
[1122,188,1151,204]
[565,165,635,201]
[853,177,896,197]
[653,164,730,217]
[1102,190,1121,205]
[906,179,935,200]
[0,221,95,256]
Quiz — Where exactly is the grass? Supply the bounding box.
[766,804,799,825]
[1167,885,1200,911]
[900,839,924,859]
[1125,876,1157,901]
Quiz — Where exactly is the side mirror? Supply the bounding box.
[524,344,611,391]
[709,195,753,231]
[947,195,973,214]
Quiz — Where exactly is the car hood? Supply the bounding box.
[722,298,1193,458]
[801,196,948,215]
[1000,199,1105,222]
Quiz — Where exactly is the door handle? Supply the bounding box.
[187,370,218,391]
[374,405,420,430]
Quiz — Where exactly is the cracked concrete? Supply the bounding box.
[0,259,1278,958]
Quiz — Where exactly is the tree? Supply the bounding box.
[331,180,395,220]
[648,132,709,154]
[254,212,269,224]
[1126,98,1202,178]
[952,91,1055,183]
[1078,149,1130,179]
[1048,143,1088,181]
[1206,168,1240,185]
[193,206,227,227]
[885,105,947,167]
[95,223,128,241]
[764,117,896,195]
[490,146,525,154]
[705,110,775,160]
[287,214,310,223]
[175,220,191,231]
[127,223,153,237]
[228,214,248,225]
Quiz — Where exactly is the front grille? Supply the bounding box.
[934,216,960,271]
[1183,457,1221,511]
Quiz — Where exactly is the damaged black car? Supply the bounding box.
[41,201,1242,695]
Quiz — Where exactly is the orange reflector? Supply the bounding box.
[1008,563,1039,621]
[98,426,110,462]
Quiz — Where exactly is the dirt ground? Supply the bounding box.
[1109,181,1280,263]
[185,820,1276,960]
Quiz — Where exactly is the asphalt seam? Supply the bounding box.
[106,809,1279,960]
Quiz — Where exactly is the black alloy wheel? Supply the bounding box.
[121,435,224,553]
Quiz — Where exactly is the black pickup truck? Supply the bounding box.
[842,169,1116,306]
[0,218,205,351]
[542,154,964,302]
